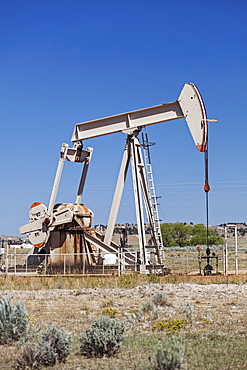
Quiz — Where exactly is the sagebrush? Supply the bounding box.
[151,335,187,370]
[152,291,167,306]
[79,316,125,357]
[0,296,29,345]
[15,325,71,369]
[15,343,45,370]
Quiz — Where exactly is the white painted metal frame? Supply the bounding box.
[75,147,93,204]
[130,135,149,267]
[142,133,164,257]
[48,143,68,216]
[71,83,208,153]
[48,144,93,218]
[104,140,131,246]
[72,102,183,142]
[19,143,93,247]
[224,224,238,276]
[20,82,209,269]
[104,131,162,267]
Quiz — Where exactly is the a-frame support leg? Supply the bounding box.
[129,135,148,267]
[104,131,162,269]
[104,138,131,246]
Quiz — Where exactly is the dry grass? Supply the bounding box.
[0,273,247,291]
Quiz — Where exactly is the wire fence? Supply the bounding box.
[161,248,247,275]
[0,247,247,277]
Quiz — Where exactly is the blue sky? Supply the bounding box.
[1,0,247,236]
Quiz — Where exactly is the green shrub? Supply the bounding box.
[152,291,167,306]
[179,302,194,320]
[141,301,161,320]
[79,316,125,358]
[14,343,44,369]
[14,325,71,369]
[40,325,71,364]
[123,310,143,330]
[0,296,29,345]
[151,335,187,370]
[148,274,160,283]
[141,301,156,314]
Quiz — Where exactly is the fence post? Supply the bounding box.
[6,243,9,276]
[224,226,228,276]
[235,225,238,275]
[222,244,225,275]
[83,252,85,275]
[135,251,137,272]
[14,248,16,276]
[118,248,121,276]
[123,252,125,273]
[25,253,27,275]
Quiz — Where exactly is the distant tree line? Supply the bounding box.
[160,222,224,248]
[114,226,138,235]
[95,222,245,245]
[218,223,247,237]
[238,227,247,236]
[95,224,151,235]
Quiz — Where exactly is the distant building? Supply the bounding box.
[9,242,32,249]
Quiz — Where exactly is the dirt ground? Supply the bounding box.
[0,282,247,369]
[2,283,247,333]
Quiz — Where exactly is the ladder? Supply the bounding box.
[142,133,164,260]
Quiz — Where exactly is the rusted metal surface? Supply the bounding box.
[54,203,94,228]
[46,203,97,267]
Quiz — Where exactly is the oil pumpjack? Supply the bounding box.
[19,83,209,273]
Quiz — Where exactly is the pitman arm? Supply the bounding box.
[19,144,93,247]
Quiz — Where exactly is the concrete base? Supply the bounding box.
[139,264,149,274]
